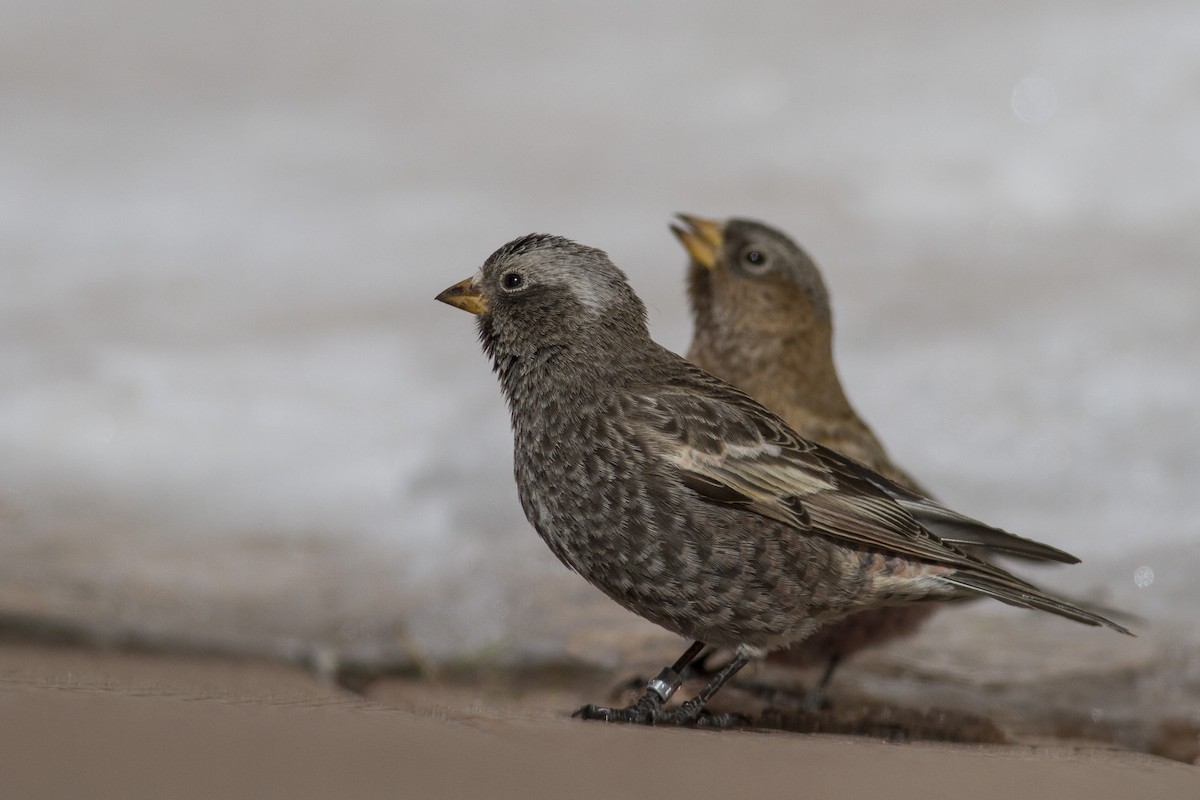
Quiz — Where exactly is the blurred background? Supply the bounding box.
[1,0,1197,743]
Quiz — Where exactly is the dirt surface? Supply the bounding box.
[2,643,1196,800]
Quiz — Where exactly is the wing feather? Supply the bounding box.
[629,364,1130,635]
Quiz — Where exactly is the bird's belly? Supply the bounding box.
[513,445,856,650]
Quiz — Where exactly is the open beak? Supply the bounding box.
[435,277,488,315]
[669,213,724,270]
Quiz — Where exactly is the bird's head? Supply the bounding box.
[436,233,650,365]
[672,214,831,337]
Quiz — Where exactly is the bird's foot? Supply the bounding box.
[689,705,751,729]
[575,663,685,723]
[573,696,748,728]
[574,644,752,728]
[573,690,666,724]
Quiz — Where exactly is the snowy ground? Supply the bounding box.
[1,0,1197,716]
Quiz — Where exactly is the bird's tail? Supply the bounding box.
[940,572,1133,635]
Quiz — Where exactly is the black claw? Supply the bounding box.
[573,703,634,723]
[693,711,751,729]
[571,703,657,724]
[573,689,665,724]
[571,698,749,728]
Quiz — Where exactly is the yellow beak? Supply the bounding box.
[669,213,724,270]
[435,277,488,315]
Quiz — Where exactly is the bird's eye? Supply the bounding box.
[501,272,523,290]
[742,249,769,272]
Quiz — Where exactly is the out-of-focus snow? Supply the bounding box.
[0,0,1197,687]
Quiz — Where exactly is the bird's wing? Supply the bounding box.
[630,374,1130,634]
[632,378,985,571]
[817,449,1081,564]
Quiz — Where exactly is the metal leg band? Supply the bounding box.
[645,667,682,703]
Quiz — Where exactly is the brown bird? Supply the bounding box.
[675,214,921,485]
[437,233,1128,726]
[671,214,1069,697]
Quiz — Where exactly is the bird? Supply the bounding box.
[435,232,1130,726]
[672,214,946,695]
[674,214,924,488]
[671,214,1073,698]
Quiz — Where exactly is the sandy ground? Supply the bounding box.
[2,642,1196,799]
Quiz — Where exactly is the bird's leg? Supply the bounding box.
[687,650,841,713]
[646,639,706,704]
[798,653,842,712]
[680,645,718,678]
[610,644,717,696]
[573,641,707,724]
[575,644,752,728]
[660,651,753,727]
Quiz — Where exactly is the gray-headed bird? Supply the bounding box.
[437,233,1129,725]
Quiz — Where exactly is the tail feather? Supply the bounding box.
[830,448,1082,564]
[907,509,1080,564]
[940,573,1133,635]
